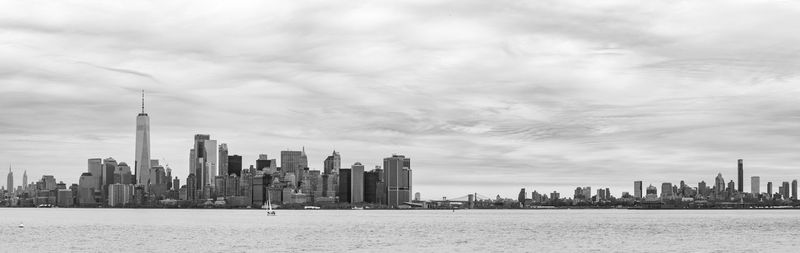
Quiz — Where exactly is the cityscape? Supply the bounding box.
[1,92,415,209]
[1,93,797,210]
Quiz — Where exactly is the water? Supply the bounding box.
[1,208,799,252]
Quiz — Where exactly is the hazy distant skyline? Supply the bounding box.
[3,0,800,198]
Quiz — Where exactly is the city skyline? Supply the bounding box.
[5,1,800,199]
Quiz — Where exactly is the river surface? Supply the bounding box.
[1,208,799,252]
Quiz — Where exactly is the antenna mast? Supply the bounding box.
[141,90,145,113]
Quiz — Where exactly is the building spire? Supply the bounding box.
[141,89,145,113]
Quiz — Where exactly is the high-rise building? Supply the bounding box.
[698,181,707,196]
[218,144,228,177]
[519,188,527,203]
[172,177,180,191]
[108,183,134,207]
[22,170,27,192]
[751,176,760,195]
[88,158,103,190]
[782,181,790,199]
[6,166,13,195]
[228,155,242,177]
[767,182,773,196]
[323,151,341,175]
[384,155,412,208]
[102,157,117,189]
[715,173,725,194]
[351,162,364,203]
[737,159,744,193]
[191,134,216,190]
[135,91,152,187]
[364,169,381,204]
[256,154,277,174]
[793,180,798,200]
[415,192,421,201]
[282,149,309,180]
[338,168,352,203]
[660,183,673,200]
[634,181,642,199]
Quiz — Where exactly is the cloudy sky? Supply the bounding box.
[3,0,800,199]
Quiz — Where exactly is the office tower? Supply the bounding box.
[660,183,673,199]
[78,172,96,205]
[228,155,242,177]
[135,91,152,187]
[364,169,380,203]
[767,182,773,196]
[102,158,117,189]
[384,154,412,208]
[88,158,103,190]
[187,174,197,201]
[282,149,309,179]
[715,173,725,194]
[191,134,216,190]
[338,168,352,203]
[782,181,790,199]
[634,181,642,199]
[172,177,180,191]
[205,139,217,186]
[698,181,707,196]
[218,144,228,177]
[42,175,56,190]
[6,166,13,195]
[351,162,365,203]
[751,176,760,195]
[793,180,798,200]
[582,187,591,200]
[415,192,421,201]
[597,189,605,201]
[646,185,657,198]
[737,159,743,192]
[108,183,133,207]
[605,187,610,199]
[323,150,341,175]
[256,154,277,174]
[22,170,27,191]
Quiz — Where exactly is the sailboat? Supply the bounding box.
[266,195,276,216]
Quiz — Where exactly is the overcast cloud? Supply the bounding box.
[3,0,800,199]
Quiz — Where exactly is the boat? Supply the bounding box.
[352,206,364,210]
[265,195,276,216]
[304,206,321,210]
[18,223,24,228]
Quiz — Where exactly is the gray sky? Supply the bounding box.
[3,0,800,199]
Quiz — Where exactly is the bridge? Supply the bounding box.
[425,193,494,209]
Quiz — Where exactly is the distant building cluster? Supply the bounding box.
[1,93,413,209]
[511,159,800,209]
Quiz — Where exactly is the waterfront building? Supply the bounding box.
[737,159,744,193]
[57,189,73,207]
[767,182,773,197]
[88,158,103,190]
[351,162,365,203]
[77,172,96,205]
[660,183,673,200]
[605,188,610,199]
[190,134,217,190]
[634,181,642,199]
[135,91,152,187]
[384,155,412,208]
[698,181,707,197]
[108,183,134,207]
[550,191,560,200]
[715,173,725,194]
[338,168,352,203]
[364,169,381,203]
[596,189,605,201]
[782,181,790,199]
[793,180,798,200]
[751,176,760,196]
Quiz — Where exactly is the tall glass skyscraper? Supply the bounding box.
[135,91,151,186]
[383,154,412,208]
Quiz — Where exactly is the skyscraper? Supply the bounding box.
[22,170,27,191]
[228,155,242,177]
[6,166,13,195]
[792,180,797,200]
[135,90,152,187]
[384,154,412,208]
[323,151,341,175]
[218,144,228,177]
[751,176,760,195]
[190,134,215,190]
[660,182,673,200]
[715,173,725,194]
[282,149,309,180]
[634,181,642,198]
[782,181,790,199]
[338,168,352,203]
[351,162,364,203]
[737,159,743,193]
[767,182,773,196]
